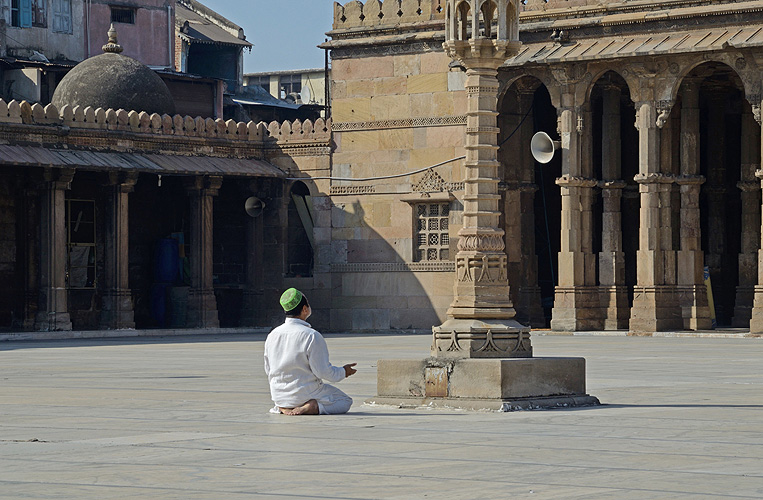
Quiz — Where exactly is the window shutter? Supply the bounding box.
[20,0,32,28]
[52,0,62,32]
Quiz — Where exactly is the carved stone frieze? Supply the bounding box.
[432,326,532,357]
[329,185,377,195]
[331,262,455,273]
[413,169,463,193]
[333,115,467,131]
[634,173,676,184]
[457,233,505,252]
[456,254,508,283]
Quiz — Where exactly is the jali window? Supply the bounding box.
[415,202,450,262]
[66,199,96,289]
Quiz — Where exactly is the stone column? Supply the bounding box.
[750,161,763,333]
[550,103,599,331]
[433,34,531,358]
[733,104,761,326]
[241,181,265,326]
[676,80,712,330]
[185,175,222,329]
[35,168,74,331]
[630,102,681,333]
[598,85,629,329]
[22,185,39,329]
[100,172,137,330]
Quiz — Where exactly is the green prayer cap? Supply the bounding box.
[280,288,303,312]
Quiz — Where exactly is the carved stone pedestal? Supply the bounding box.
[432,318,532,359]
[368,357,599,412]
[550,286,602,331]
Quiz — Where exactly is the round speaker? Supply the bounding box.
[245,196,265,217]
[530,131,560,164]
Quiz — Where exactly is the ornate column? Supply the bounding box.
[184,175,222,329]
[100,172,137,330]
[240,181,265,326]
[598,85,629,329]
[748,95,763,333]
[550,98,600,331]
[369,0,598,410]
[433,1,530,358]
[733,101,761,326]
[35,168,74,331]
[630,101,682,333]
[676,79,712,330]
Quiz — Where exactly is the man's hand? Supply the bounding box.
[344,363,357,378]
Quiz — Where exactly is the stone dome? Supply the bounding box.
[51,27,175,116]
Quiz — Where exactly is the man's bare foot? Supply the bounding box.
[279,399,319,415]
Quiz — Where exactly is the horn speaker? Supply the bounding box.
[530,131,561,164]
[245,196,265,217]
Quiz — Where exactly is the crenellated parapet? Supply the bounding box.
[0,99,331,147]
[333,0,445,30]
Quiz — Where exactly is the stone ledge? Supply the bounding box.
[366,395,601,412]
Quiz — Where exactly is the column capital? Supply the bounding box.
[634,172,675,184]
[555,175,597,188]
[106,171,138,192]
[184,175,223,196]
[41,167,75,190]
[737,180,760,192]
[675,174,706,186]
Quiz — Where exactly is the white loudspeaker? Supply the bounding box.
[530,131,561,164]
[245,196,265,217]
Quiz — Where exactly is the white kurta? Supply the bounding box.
[264,318,347,409]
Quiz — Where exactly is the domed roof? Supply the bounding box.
[51,26,175,116]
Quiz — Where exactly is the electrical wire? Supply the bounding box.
[285,103,535,183]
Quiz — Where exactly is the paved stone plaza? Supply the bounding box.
[1,333,762,499]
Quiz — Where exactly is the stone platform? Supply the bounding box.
[368,357,600,411]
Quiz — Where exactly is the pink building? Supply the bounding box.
[85,0,174,67]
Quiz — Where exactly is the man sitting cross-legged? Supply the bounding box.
[264,288,357,415]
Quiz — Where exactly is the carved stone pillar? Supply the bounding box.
[598,85,629,329]
[432,33,531,358]
[749,165,763,333]
[676,80,712,330]
[240,181,265,326]
[550,104,599,331]
[35,168,74,331]
[100,172,137,330]
[630,102,681,333]
[733,104,761,326]
[184,175,222,329]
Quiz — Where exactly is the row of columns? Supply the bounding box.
[546,78,763,332]
[30,170,264,332]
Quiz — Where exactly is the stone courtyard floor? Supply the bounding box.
[1,333,762,499]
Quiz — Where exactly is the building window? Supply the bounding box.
[248,75,271,94]
[415,202,450,261]
[279,74,301,99]
[52,0,72,33]
[110,6,135,24]
[66,200,96,289]
[31,0,45,27]
[11,0,31,27]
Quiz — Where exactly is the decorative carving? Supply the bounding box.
[412,169,462,193]
[634,173,676,184]
[457,234,505,252]
[456,254,508,283]
[555,175,598,188]
[432,328,532,357]
[333,115,467,131]
[329,185,377,195]
[656,100,674,128]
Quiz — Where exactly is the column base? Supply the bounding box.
[748,286,763,334]
[187,288,219,328]
[100,289,135,330]
[676,285,714,330]
[432,318,532,359]
[368,357,599,412]
[34,311,72,331]
[629,286,683,334]
[514,285,546,328]
[598,285,630,330]
[732,285,755,328]
[550,286,602,331]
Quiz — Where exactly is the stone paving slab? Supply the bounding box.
[1,333,762,499]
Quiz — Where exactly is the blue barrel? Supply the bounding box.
[154,238,179,283]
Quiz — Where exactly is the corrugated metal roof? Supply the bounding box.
[506,26,763,66]
[0,145,284,178]
[177,2,252,48]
